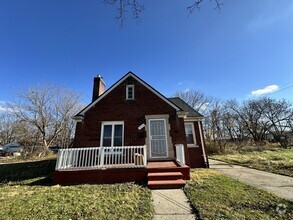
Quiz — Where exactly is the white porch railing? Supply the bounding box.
[175,144,185,166]
[55,145,147,171]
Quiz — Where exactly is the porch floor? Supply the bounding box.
[147,161,179,169]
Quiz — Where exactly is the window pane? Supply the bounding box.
[114,137,122,146]
[185,124,194,145]
[184,124,192,134]
[127,86,134,99]
[128,90,132,98]
[186,134,194,144]
[103,138,111,147]
[114,124,122,137]
[103,125,112,137]
[103,125,112,147]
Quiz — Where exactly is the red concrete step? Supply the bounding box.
[147,172,183,181]
[148,179,186,189]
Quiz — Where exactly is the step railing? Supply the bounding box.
[175,144,185,166]
[55,145,147,171]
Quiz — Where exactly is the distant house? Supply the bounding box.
[54,72,208,189]
[0,142,21,156]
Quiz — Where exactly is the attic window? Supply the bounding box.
[126,85,134,100]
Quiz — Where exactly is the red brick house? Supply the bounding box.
[54,72,208,188]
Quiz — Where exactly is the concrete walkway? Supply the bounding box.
[152,189,196,220]
[209,159,293,201]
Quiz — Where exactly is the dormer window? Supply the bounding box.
[126,85,135,100]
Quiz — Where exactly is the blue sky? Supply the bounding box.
[0,0,292,108]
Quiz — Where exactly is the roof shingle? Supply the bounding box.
[168,97,204,118]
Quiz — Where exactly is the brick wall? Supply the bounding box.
[187,120,208,168]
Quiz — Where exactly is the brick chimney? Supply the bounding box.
[92,75,106,102]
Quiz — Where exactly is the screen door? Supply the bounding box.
[149,119,168,158]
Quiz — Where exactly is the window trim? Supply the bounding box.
[100,121,124,153]
[184,122,198,148]
[126,85,135,100]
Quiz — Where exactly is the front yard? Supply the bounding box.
[185,169,293,219]
[0,158,153,220]
[210,148,293,177]
[1,156,293,219]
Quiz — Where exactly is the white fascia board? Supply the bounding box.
[72,115,84,122]
[184,117,205,121]
[78,72,180,116]
[176,111,188,118]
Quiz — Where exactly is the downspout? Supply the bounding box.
[198,120,209,168]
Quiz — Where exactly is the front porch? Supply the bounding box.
[53,145,189,187]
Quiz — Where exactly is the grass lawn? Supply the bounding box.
[185,169,293,220]
[0,158,153,220]
[210,148,293,177]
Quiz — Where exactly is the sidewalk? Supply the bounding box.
[209,159,293,201]
[152,189,196,220]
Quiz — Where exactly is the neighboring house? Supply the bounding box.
[54,72,208,188]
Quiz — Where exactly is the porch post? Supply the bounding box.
[143,145,147,167]
[55,149,63,170]
[100,146,105,167]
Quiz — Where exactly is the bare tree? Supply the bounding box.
[225,98,293,147]
[54,103,84,147]
[0,112,17,145]
[205,100,224,146]
[187,0,223,14]
[104,0,144,27]
[262,98,293,148]
[175,89,214,114]
[104,0,223,26]
[226,99,271,144]
[0,112,37,147]
[9,84,81,156]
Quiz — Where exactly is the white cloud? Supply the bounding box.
[251,85,279,96]
[0,106,7,111]
[0,101,13,112]
[177,82,182,86]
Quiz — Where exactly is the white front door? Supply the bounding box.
[149,119,168,158]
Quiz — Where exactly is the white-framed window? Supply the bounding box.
[100,122,124,153]
[126,85,135,100]
[184,122,197,147]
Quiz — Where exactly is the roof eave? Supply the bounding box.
[184,116,205,121]
[72,115,84,122]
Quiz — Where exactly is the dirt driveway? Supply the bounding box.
[209,159,293,202]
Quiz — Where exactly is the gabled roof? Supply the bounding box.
[75,71,181,117]
[168,97,204,118]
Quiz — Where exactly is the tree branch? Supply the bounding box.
[187,0,223,14]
